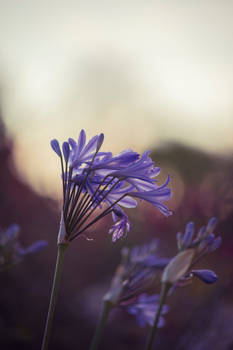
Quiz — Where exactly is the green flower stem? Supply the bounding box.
[89,299,112,350]
[144,283,170,350]
[41,243,68,350]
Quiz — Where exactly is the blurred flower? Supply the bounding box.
[0,224,47,271]
[163,217,221,287]
[51,130,172,243]
[176,217,221,253]
[103,240,169,327]
[126,293,168,327]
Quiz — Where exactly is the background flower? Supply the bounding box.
[0,224,47,271]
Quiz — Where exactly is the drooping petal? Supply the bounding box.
[109,208,130,242]
[192,269,218,284]
[129,187,172,216]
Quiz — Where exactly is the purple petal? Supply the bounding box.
[109,209,131,242]
[126,293,168,328]
[50,139,62,157]
[77,129,86,155]
[3,224,20,244]
[183,222,194,248]
[97,133,104,151]
[81,135,99,159]
[206,217,217,234]
[20,240,48,255]
[209,236,222,252]
[192,269,218,284]
[68,137,76,150]
[62,142,70,163]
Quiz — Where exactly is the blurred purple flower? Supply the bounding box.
[102,241,169,327]
[0,224,47,271]
[103,240,168,327]
[176,217,221,252]
[126,293,168,327]
[51,130,172,243]
[174,217,221,286]
[104,240,168,304]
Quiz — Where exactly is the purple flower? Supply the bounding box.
[176,217,221,254]
[102,241,169,328]
[51,130,172,242]
[0,224,47,271]
[109,207,130,242]
[173,218,221,286]
[126,293,168,327]
[104,240,168,305]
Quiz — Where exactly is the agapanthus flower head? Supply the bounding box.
[163,217,221,286]
[102,241,169,328]
[104,240,169,306]
[126,293,169,327]
[176,217,221,253]
[51,130,172,243]
[0,224,47,271]
[103,240,169,327]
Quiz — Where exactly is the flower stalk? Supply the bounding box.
[41,243,68,350]
[89,298,112,350]
[144,283,170,350]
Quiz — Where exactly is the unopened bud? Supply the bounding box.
[162,249,194,284]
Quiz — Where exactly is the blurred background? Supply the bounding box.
[0,1,233,349]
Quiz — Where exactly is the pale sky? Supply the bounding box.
[0,0,233,196]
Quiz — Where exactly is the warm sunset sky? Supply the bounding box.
[0,1,233,196]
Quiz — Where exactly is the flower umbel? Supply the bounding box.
[145,218,222,350]
[174,217,221,285]
[51,130,172,243]
[90,241,169,350]
[104,240,169,322]
[0,224,47,271]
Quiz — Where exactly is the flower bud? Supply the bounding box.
[162,249,194,284]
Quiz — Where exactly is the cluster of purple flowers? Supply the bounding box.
[175,217,222,285]
[51,130,172,242]
[0,224,47,271]
[104,240,169,327]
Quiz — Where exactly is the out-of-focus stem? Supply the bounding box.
[89,299,112,350]
[144,283,170,350]
[41,243,68,350]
